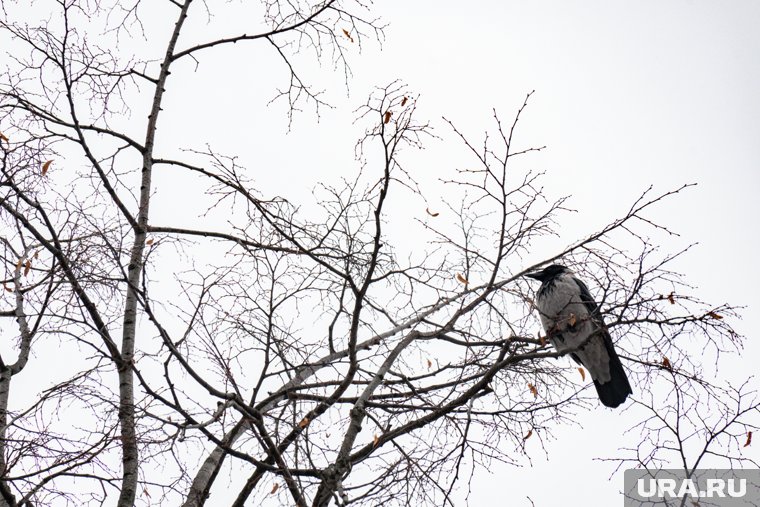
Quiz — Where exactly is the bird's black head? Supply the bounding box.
[525,264,569,283]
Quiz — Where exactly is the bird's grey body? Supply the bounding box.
[527,264,632,408]
[535,273,613,382]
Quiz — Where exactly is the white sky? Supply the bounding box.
[219,1,759,504]
[5,0,760,505]
[101,0,760,504]
[361,2,760,505]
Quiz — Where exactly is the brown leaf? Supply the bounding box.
[662,357,672,370]
[578,368,586,382]
[146,238,154,245]
[4,283,12,293]
[373,434,379,447]
[143,488,151,498]
[42,160,52,176]
[568,313,577,327]
[745,431,753,448]
[707,311,723,320]
[0,132,8,143]
[24,260,31,277]
[383,111,392,124]
[538,334,546,347]
[401,96,408,106]
[456,273,468,285]
[33,250,39,259]
[425,207,439,217]
[426,358,432,369]
[523,429,533,440]
[527,383,538,398]
[667,292,676,305]
[298,417,310,429]
[270,483,280,494]
[15,258,23,271]
[341,28,354,43]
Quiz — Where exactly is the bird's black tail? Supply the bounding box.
[593,331,633,408]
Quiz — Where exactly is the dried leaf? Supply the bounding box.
[42,160,52,176]
[425,207,439,217]
[523,429,533,440]
[15,258,23,271]
[341,28,354,43]
[33,250,39,259]
[707,311,723,320]
[143,488,151,498]
[0,132,8,143]
[373,434,379,447]
[538,333,546,347]
[568,313,577,327]
[270,483,280,494]
[745,431,753,448]
[426,358,432,369]
[527,383,538,398]
[578,368,586,382]
[298,417,310,429]
[401,96,408,106]
[662,357,672,370]
[4,283,12,293]
[146,238,154,245]
[456,273,468,285]
[667,292,676,305]
[24,260,31,276]
[383,111,392,124]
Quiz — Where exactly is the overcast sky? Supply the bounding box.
[243,1,759,504]
[151,0,760,504]
[6,0,759,505]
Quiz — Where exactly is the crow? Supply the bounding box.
[526,264,632,408]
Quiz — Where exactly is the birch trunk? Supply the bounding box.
[116,2,193,505]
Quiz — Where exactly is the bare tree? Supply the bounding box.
[0,1,755,506]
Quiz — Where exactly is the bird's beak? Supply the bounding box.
[525,271,543,281]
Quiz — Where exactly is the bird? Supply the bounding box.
[525,264,632,408]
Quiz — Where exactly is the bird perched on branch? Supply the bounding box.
[525,264,632,408]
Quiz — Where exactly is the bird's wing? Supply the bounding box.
[572,276,601,318]
[569,276,608,368]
